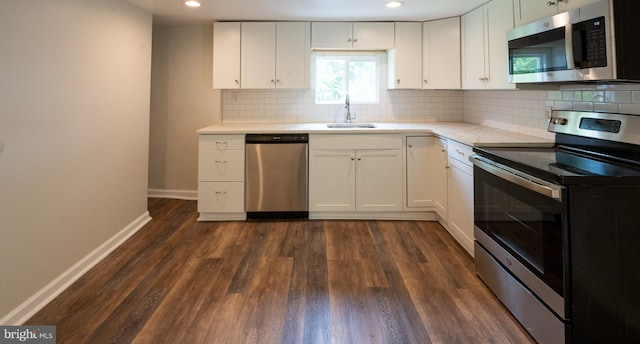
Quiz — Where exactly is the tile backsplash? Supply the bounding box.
[221,50,640,139]
[465,85,640,139]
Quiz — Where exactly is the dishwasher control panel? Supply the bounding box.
[246,133,309,143]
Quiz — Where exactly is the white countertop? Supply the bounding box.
[197,122,554,147]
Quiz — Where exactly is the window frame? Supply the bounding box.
[314,55,380,105]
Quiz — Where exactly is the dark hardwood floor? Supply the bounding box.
[26,198,534,343]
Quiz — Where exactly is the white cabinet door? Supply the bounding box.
[447,140,475,255]
[462,0,516,90]
[275,22,310,89]
[423,17,461,89]
[241,22,310,89]
[311,22,353,49]
[213,22,241,89]
[484,0,515,89]
[356,149,403,212]
[433,137,448,219]
[241,22,276,89]
[352,22,395,50]
[388,22,423,89]
[311,22,394,49]
[309,149,356,212]
[513,0,558,26]
[462,6,487,89]
[406,136,434,208]
[448,157,474,255]
[514,0,600,26]
[564,0,600,10]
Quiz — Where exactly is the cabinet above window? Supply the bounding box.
[311,22,395,50]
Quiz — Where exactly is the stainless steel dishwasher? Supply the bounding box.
[245,133,308,219]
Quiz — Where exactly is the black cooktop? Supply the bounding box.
[473,145,640,185]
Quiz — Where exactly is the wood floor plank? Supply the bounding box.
[26,199,535,344]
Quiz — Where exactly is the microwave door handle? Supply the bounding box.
[565,24,575,69]
[471,155,563,199]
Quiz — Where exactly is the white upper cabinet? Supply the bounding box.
[423,17,461,89]
[514,0,602,26]
[276,22,311,89]
[213,22,241,89]
[311,22,395,50]
[240,22,310,89]
[462,0,516,90]
[388,22,423,89]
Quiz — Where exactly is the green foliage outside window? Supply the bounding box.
[315,56,378,104]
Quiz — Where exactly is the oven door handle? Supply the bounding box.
[471,155,563,199]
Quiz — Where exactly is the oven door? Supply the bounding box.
[471,155,567,319]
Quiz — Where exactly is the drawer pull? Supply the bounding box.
[456,149,465,156]
[215,160,227,163]
[214,191,227,194]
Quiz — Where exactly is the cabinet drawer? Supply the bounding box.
[448,140,473,167]
[198,182,244,213]
[199,134,245,150]
[198,149,245,181]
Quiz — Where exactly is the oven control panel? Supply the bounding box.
[548,110,640,145]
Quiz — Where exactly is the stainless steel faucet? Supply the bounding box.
[345,94,355,123]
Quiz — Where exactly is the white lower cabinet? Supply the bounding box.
[197,134,246,221]
[433,137,449,219]
[406,136,434,208]
[309,134,403,215]
[446,140,475,256]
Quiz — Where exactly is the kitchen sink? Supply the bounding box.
[327,123,376,128]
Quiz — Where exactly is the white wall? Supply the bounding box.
[148,25,222,196]
[0,0,152,320]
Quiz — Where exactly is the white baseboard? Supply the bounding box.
[0,211,152,325]
[148,188,197,200]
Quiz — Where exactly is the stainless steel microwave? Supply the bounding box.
[507,0,640,83]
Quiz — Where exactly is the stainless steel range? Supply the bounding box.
[471,111,640,344]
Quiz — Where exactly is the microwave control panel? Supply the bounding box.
[572,16,607,68]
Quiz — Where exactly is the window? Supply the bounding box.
[315,56,379,104]
[511,55,544,74]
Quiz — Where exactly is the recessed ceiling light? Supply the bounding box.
[386,0,404,8]
[184,0,201,7]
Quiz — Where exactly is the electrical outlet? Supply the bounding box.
[232,92,239,103]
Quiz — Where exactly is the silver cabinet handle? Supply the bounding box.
[214,191,227,194]
[347,38,352,42]
[234,79,239,84]
[424,79,428,84]
[215,160,227,163]
[353,38,358,43]
[456,149,465,156]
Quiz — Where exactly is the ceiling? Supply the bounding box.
[125,0,488,25]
